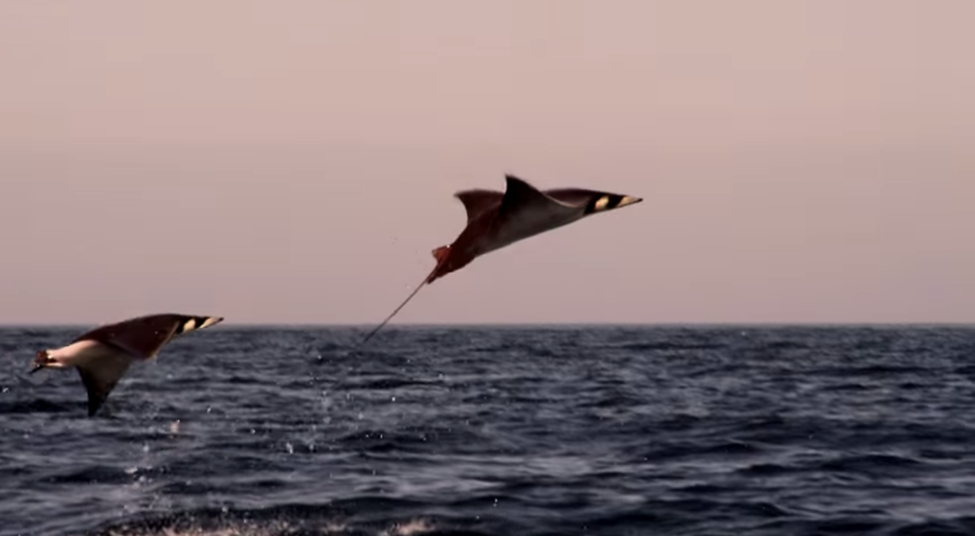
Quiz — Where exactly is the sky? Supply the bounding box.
[0,0,972,325]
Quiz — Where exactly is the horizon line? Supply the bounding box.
[2,321,973,329]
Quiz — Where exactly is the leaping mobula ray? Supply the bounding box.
[360,174,643,344]
[30,313,224,416]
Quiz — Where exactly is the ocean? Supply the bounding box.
[2,325,975,536]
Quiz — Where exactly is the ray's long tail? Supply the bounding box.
[358,271,431,346]
[357,245,451,347]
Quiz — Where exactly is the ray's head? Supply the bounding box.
[30,349,63,374]
[583,193,643,215]
[174,315,224,335]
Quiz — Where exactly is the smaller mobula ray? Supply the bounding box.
[30,313,224,416]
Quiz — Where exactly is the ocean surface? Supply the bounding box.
[2,325,975,536]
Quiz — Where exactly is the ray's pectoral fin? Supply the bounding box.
[498,175,575,220]
[454,189,504,223]
[77,356,132,417]
[77,314,224,361]
[500,175,556,212]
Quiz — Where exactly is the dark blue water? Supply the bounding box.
[3,325,975,536]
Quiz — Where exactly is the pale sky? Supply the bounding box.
[1,1,972,325]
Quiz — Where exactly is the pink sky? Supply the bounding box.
[1,1,972,325]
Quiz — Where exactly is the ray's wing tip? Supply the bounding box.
[502,174,541,194]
